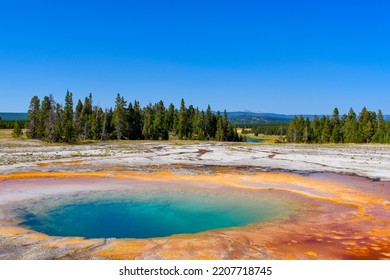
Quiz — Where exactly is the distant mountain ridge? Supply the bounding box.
[0,112,28,121]
[227,111,390,124]
[227,112,292,124]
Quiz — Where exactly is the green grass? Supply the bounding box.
[237,127,279,144]
[245,134,279,144]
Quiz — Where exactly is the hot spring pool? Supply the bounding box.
[20,187,292,239]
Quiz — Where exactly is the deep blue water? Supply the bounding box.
[21,190,286,239]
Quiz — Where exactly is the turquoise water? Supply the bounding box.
[21,188,288,238]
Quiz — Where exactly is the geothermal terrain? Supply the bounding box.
[0,137,389,259]
[1,139,389,180]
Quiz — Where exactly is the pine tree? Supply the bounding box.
[344,108,359,143]
[113,93,127,140]
[215,115,224,141]
[127,102,135,140]
[192,108,200,138]
[153,100,168,140]
[330,107,342,143]
[27,96,40,139]
[226,122,235,141]
[320,116,332,143]
[278,125,284,143]
[373,110,385,143]
[285,107,389,144]
[296,115,305,143]
[287,116,298,142]
[101,109,109,140]
[74,99,84,139]
[187,105,195,139]
[177,99,187,140]
[303,117,312,143]
[105,108,115,139]
[358,107,374,144]
[311,115,321,143]
[12,120,22,138]
[222,110,229,141]
[25,93,242,143]
[46,94,56,143]
[205,105,214,139]
[195,110,206,140]
[233,127,240,142]
[383,122,390,143]
[81,93,93,140]
[166,103,176,132]
[142,104,155,139]
[37,96,52,140]
[63,90,75,143]
[133,100,143,140]
[91,106,103,140]
[54,103,63,142]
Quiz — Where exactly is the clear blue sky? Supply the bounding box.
[1,0,389,114]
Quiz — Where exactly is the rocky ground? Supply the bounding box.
[0,138,389,260]
[0,139,389,181]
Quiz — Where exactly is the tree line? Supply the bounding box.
[0,117,27,138]
[286,107,390,144]
[0,118,28,129]
[241,123,288,136]
[26,91,243,143]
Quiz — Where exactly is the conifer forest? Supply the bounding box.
[26,91,242,143]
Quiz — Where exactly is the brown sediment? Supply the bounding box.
[0,166,389,260]
[197,149,210,156]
